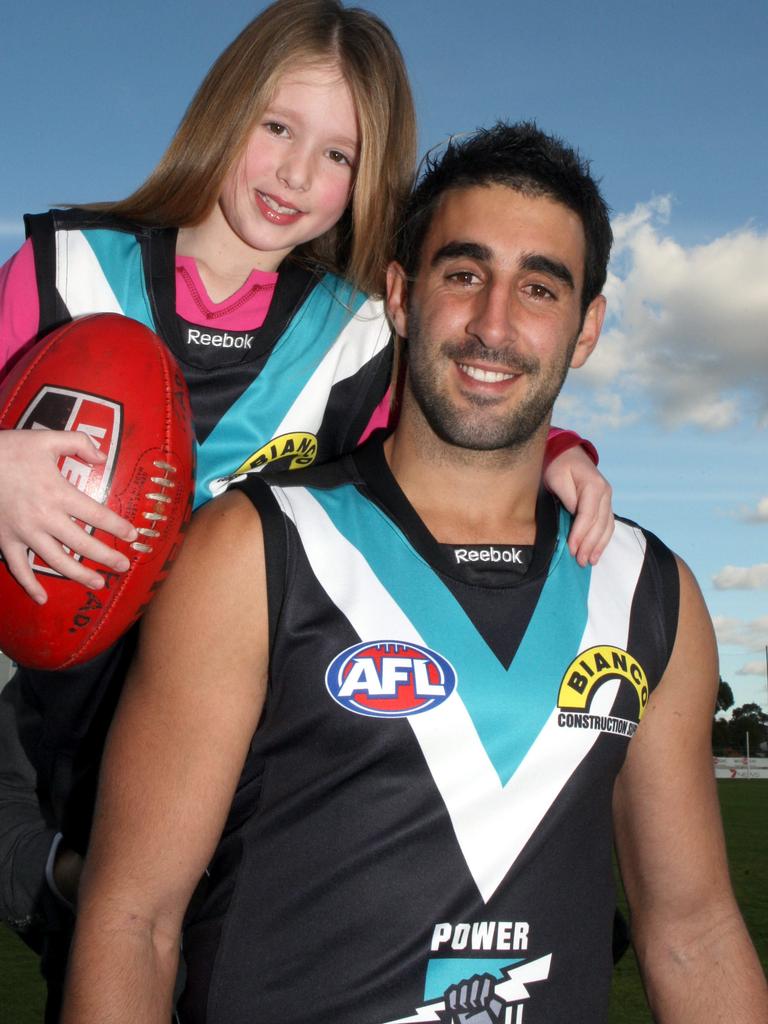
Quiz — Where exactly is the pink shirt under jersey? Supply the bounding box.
[173,255,277,329]
[0,241,39,378]
[0,241,278,373]
[0,241,584,456]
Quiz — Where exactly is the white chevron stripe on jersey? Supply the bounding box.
[583,520,647,651]
[274,483,422,641]
[272,297,390,439]
[55,230,123,316]
[275,487,647,903]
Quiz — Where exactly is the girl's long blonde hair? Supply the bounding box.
[89,0,416,297]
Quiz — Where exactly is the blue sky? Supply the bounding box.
[2,1,766,708]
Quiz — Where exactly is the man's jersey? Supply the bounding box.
[179,441,679,1024]
[24,210,393,507]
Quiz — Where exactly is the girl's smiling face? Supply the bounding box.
[216,63,359,270]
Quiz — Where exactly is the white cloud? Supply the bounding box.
[576,198,768,430]
[713,564,768,590]
[554,390,636,431]
[713,615,768,651]
[609,194,672,249]
[736,661,767,677]
[741,497,768,523]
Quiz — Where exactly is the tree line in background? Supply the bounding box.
[712,678,768,756]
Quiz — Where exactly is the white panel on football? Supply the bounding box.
[0,653,14,691]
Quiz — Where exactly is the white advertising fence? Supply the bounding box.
[713,756,768,780]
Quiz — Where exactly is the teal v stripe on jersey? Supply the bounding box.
[194,275,367,506]
[424,959,523,1001]
[309,485,591,787]
[81,230,156,328]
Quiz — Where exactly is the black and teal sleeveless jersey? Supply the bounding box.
[179,440,679,1024]
[16,210,392,852]
[24,209,393,508]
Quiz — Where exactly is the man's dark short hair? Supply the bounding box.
[397,121,613,316]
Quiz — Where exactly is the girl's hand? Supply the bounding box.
[0,429,138,604]
[543,444,614,567]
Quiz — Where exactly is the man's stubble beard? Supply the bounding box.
[405,308,578,453]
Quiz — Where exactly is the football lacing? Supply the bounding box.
[131,459,179,554]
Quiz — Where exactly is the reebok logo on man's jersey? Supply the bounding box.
[449,545,533,573]
[186,328,253,350]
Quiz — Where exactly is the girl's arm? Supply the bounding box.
[543,427,613,567]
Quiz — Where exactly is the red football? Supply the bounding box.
[0,313,195,670]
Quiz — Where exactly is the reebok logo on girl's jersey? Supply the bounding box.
[186,327,254,350]
[177,317,261,369]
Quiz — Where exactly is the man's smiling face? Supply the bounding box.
[388,183,605,452]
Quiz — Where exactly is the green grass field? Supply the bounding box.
[2,781,765,1022]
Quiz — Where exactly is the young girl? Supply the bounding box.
[0,3,608,605]
[0,0,611,1017]
[0,0,416,604]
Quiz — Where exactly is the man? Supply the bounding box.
[62,123,767,1024]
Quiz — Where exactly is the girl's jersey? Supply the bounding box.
[1,209,391,854]
[17,209,394,508]
[179,440,679,1024]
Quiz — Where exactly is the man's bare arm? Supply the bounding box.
[614,557,767,1022]
[62,490,269,1024]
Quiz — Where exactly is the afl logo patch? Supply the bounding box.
[325,640,457,718]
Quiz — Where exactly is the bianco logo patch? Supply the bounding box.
[208,432,319,496]
[235,432,317,473]
[558,645,648,719]
[556,645,648,738]
[326,640,457,718]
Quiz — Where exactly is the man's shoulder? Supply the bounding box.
[606,514,681,627]
[613,514,677,563]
